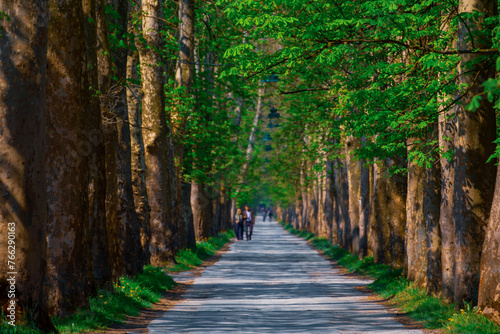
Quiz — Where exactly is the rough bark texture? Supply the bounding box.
[127,43,151,265]
[191,182,215,239]
[440,101,457,303]
[387,158,407,268]
[174,0,196,251]
[453,0,497,306]
[406,155,428,288]
[325,159,336,244]
[346,137,361,254]
[424,124,442,296]
[0,1,54,328]
[368,160,391,264]
[478,164,500,323]
[140,0,175,265]
[83,0,112,291]
[111,0,142,276]
[45,0,90,316]
[358,156,370,259]
[338,157,351,249]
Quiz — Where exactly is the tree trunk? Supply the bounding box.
[453,0,497,306]
[346,136,361,254]
[424,124,442,296]
[174,0,196,251]
[0,0,54,329]
[191,182,215,239]
[140,0,176,265]
[45,0,91,315]
[325,158,336,244]
[387,158,407,268]
[406,154,428,288]
[359,154,370,259]
[82,0,112,291]
[478,164,500,323]
[127,24,151,265]
[439,102,456,303]
[368,159,391,264]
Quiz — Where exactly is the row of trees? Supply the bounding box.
[223,0,500,325]
[0,0,261,330]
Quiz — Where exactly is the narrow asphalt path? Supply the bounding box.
[149,218,423,334]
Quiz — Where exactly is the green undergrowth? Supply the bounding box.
[168,229,235,272]
[280,221,500,334]
[0,229,236,333]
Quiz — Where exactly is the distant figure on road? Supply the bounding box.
[243,205,255,241]
[234,209,244,241]
[268,208,273,221]
[263,208,268,222]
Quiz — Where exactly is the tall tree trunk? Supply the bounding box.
[0,0,54,329]
[174,0,196,251]
[406,153,428,288]
[439,99,457,303]
[358,153,370,259]
[368,159,391,264]
[140,0,176,265]
[127,20,151,265]
[111,0,142,276]
[387,158,407,268]
[424,124,442,296]
[346,136,361,254]
[325,158,336,244]
[478,163,500,323]
[453,0,497,306]
[82,0,112,291]
[45,0,91,315]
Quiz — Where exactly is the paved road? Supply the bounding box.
[149,218,423,334]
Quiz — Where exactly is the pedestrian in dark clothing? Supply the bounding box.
[244,205,254,241]
[234,209,244,241]
[268,208,273,221]
[263,208,267,222]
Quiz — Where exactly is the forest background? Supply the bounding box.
[1,0,500,331]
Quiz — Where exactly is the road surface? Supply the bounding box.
[149,218,423,334]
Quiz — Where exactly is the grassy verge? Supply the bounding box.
[280,221,500,334]
[168,230,235,272]
[1,229,235,334]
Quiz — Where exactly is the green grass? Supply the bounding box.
[280,221,500,334]
[0,311,43,334]
[168,229,235,272]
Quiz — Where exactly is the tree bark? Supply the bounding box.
[346,136,361,254]
[453,0,497,306]
[424,124,442,296]
[45,0,91,315]
[82,0,112,291]
[478,164,500,323]
[358,152,370,259]
[140,0,176,265]
[174,0,196,251]
[127,19,151,265]
[0,0,54,328]
[439,100,457,303]
[368,159,391,264]
[406,154,428,288]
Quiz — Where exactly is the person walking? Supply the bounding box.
[244,205,254,241]
[263,208,268,222]
[234,209,244,241]
[268,208,273,222]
